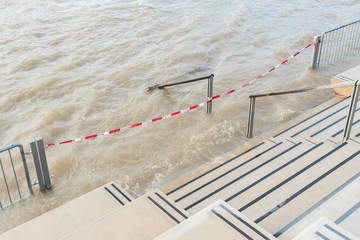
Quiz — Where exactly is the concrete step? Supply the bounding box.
[164,140,277,201]
[155,200,276,240]
[277,172,360,239]
[326,119,360,145]
[270,97,350,142]
[170,140,332,215]
[0,181,133,240]
[63,189,189,240]
[293,217,359,240]
[306,103,360,144]
[331,64,360,97]
[166,140,304,215]
[237,141,360,236]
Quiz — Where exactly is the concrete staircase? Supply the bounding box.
[0,182,133,240]
[63,189,189,240]
[155,200,276,240]
[1,66,359,239]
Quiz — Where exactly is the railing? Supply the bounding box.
[246,81,360,145]
[311,20,360,68]
[147,74,214,114]
[0,143,33,209]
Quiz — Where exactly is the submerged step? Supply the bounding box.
[0,181,133,240]
[155,200,276,240]
[63,189,189,240]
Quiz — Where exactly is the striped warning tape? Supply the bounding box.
[42,42,315,149]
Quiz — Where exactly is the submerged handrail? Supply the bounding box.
[247,81,360,145]
[148,74,214,114]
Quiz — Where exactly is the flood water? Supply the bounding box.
[0,0,359,233]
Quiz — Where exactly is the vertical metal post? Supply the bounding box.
[247,97,256,138]
[207,74,214,114]
[8,150,22,199]
[36,138,51,189]
[0,157,12,204]
[18,144,33,195]
[341,80,360,144]
[30,140,45,191]
[311,35,322,69]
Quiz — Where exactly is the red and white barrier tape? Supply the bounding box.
[43,42,315,149]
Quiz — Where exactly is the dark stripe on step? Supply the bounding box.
[147,196,180,224]
[175,142,281,202]
[166,142,266,196]
[239,143,346,212]
[104,187,124,205]
[311,116,346,137]
[111,184,132,202]
[291,105,349,138]
[331,118,360,137]
[311,108,360,137]
[273,97,348,138]
[324,224,350,240]
[335,201,360,224]
[155,192,188,220]
[211,209,252,240]
[219,204,270,240]
[226,142,323,202]
[254,150,360,223]
[274,172,360,238]
[315,231,330,240]
[184,142,300,211]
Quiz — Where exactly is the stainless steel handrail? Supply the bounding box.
[147,74,214,114]
[247,81,360,145]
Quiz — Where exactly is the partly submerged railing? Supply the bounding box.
[311,20,360,68]
[0,138,53,210]
[0,143,33,209]
[247,81,360,146]
[147,74,214,114]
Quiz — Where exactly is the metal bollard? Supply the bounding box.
[207,74,214,114]
[311,35,322,69]
[36,138,52,189]
[30,140,46,191]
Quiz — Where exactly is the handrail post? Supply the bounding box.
[207,74,214,114]
[247,97,256,138]
[311,35,322,69]
[341,80,360,144]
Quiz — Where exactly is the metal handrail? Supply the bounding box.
[147,74,214,114]
[0,143,33,209]
[247,81,360,145]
